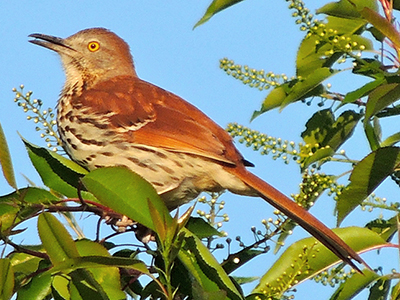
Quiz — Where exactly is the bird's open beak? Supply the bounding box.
[29,33,75,53]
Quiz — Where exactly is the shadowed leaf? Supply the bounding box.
[178,228,243,300]
[22,139,94,200]
[186,217,224,239]
[16,268,52,300]
[300,109,361,169]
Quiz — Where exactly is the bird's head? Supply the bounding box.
[29,28,137,89]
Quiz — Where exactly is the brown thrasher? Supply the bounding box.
[29,28,366,271]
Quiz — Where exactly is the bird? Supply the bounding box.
[29,27,366,271]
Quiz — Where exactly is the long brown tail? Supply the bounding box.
[229,167,367,272]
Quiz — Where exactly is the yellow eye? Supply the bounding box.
[87,41,100,52]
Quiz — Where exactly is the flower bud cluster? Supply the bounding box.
[287,0,366,63]
[13,86,61,151]
[196,193,229,235]
[313,267,353,287]
[292,169,335,209]
[220,58,291,91]
[226,123,299,164]
[287,0,313,31]
[257,242,316,297]
[361,193,397,213]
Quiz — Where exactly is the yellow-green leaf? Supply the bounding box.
[252,227,384,298]
[0,123,16,190]
[329,268,380,300]
[194,0,244,28]
[0,259,14,300]
[81,167,172,234]
[38,212,80,264]
[317,0,378,19]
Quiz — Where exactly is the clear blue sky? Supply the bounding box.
[0,1,396,299]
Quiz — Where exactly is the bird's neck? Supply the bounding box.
[61,71,100,100]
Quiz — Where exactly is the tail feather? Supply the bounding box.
[230,167,368,272]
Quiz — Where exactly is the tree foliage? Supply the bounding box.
[1,0,400,299]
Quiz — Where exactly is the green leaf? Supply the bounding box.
[364,119,381,151]
[368,26,386,42]
[0,187,58,205]
[324,16,368,35]
[231,276,258,285]
[147,198,168,241]
[391,279,400,299]
[38,212,80,264]
[0,123,17,190]
[296,35,341,78]
[0,187,58,233]
[194,0,244,28]
[44,253,147,300]
[178,228,243,300]
[365,83,400,122]
[251,85,287,119]
[281,68,337,110]
[49,256,149,276]
[252,227,384,298]
[321,110,361,148]
[74,239,126,300]
[69,269,110,300]
[359,7,400,51]
[336,147,400,224]
[352,58,385,78]
[342,77,386,105]
[254,68,337,117]
[366,216,399,242]
[22,139,93,199]
[16,271,52,300]
[317,0,378,19]
[302,109,335,145]
[51,275,70,300]
[301,147,335,170]
[296,31,371,78]
[0,259,14,300]
[9,251,42,276]
[221,248,264,274]
[381,131,400,147]
[186,217,224,239]
[329,268,380,300]
[47,247,144,300]
[9,250,43,290]
[368,277,391,300]
[300,109,361,169]
[81,167,171,233]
